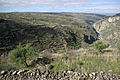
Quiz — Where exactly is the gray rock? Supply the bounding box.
[1,70,120,80]
[46,64,54,69]
[12,71,17,75]
[0,70,7,75]
[17,70,23,75]
[67,71,73,74]
[108,70,113,73]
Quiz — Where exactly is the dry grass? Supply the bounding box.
[1,48,120,74]
[50,48,120,74]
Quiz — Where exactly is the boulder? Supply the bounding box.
[30,57,54,67]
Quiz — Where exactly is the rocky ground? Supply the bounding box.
[1,69,120,80]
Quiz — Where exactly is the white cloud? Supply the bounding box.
[0,0,57,5]
[0,0,120,13]
[73,8,120,13]
[0,0,120,7]
[63,1,120,7]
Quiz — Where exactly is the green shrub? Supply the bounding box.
[92,40,109,52]
[3,64,17,71]
[10,44,36,68]
[117,40,120,52]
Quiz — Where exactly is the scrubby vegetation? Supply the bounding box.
[117,40,120,52]
[0,13,98,54]
[92,40,109,52]
[0,12,120,74]
[50,51,120,73]
[10,44,36,68]
[1,47,120,74]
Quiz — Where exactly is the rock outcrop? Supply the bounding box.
[93,14,120,47]
[0,70,120,80]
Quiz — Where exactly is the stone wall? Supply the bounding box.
[0,69,120,80]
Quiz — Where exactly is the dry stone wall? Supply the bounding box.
[1,69,120,80]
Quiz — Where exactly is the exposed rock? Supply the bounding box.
[17,70,23,75]
[93,14,120,47]
[108,17,113,22]
[30,57,53,67]
[0,70,7,75]
[108,16,120,22]
[12,71,18,75]
[108,70,113,73]
[67,71,73,74]
[45,64,54,70]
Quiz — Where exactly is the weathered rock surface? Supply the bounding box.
[93,14,120,47]
[0,70,120,80]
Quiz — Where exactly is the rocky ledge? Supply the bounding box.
[0,69,120,80]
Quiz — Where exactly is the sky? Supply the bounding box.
[0,0,120,13]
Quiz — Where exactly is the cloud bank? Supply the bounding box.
[0,0,120,13]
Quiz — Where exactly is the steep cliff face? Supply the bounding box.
[93,14,120,47]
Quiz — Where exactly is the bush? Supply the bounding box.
[117,40,120,52]
[10,44,36,67]
[92,40,109,52]
[3,64,17,71]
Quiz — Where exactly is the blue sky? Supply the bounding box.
[0,0,120,13]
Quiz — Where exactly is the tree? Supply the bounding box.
[92,40,109,52]
[10,44,36,67]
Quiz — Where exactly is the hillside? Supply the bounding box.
[93,13,120,47]
[0,13,98,54]
[1,12,120,75]
[0,12,88,27]
[43,12,105,25]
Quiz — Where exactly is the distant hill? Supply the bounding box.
[43,12,105,25]
[0,12,98,53]
[93,13,120,47]
[0,12,88,27]
[114,13,120,16]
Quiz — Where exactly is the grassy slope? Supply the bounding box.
[51,52,120,74]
